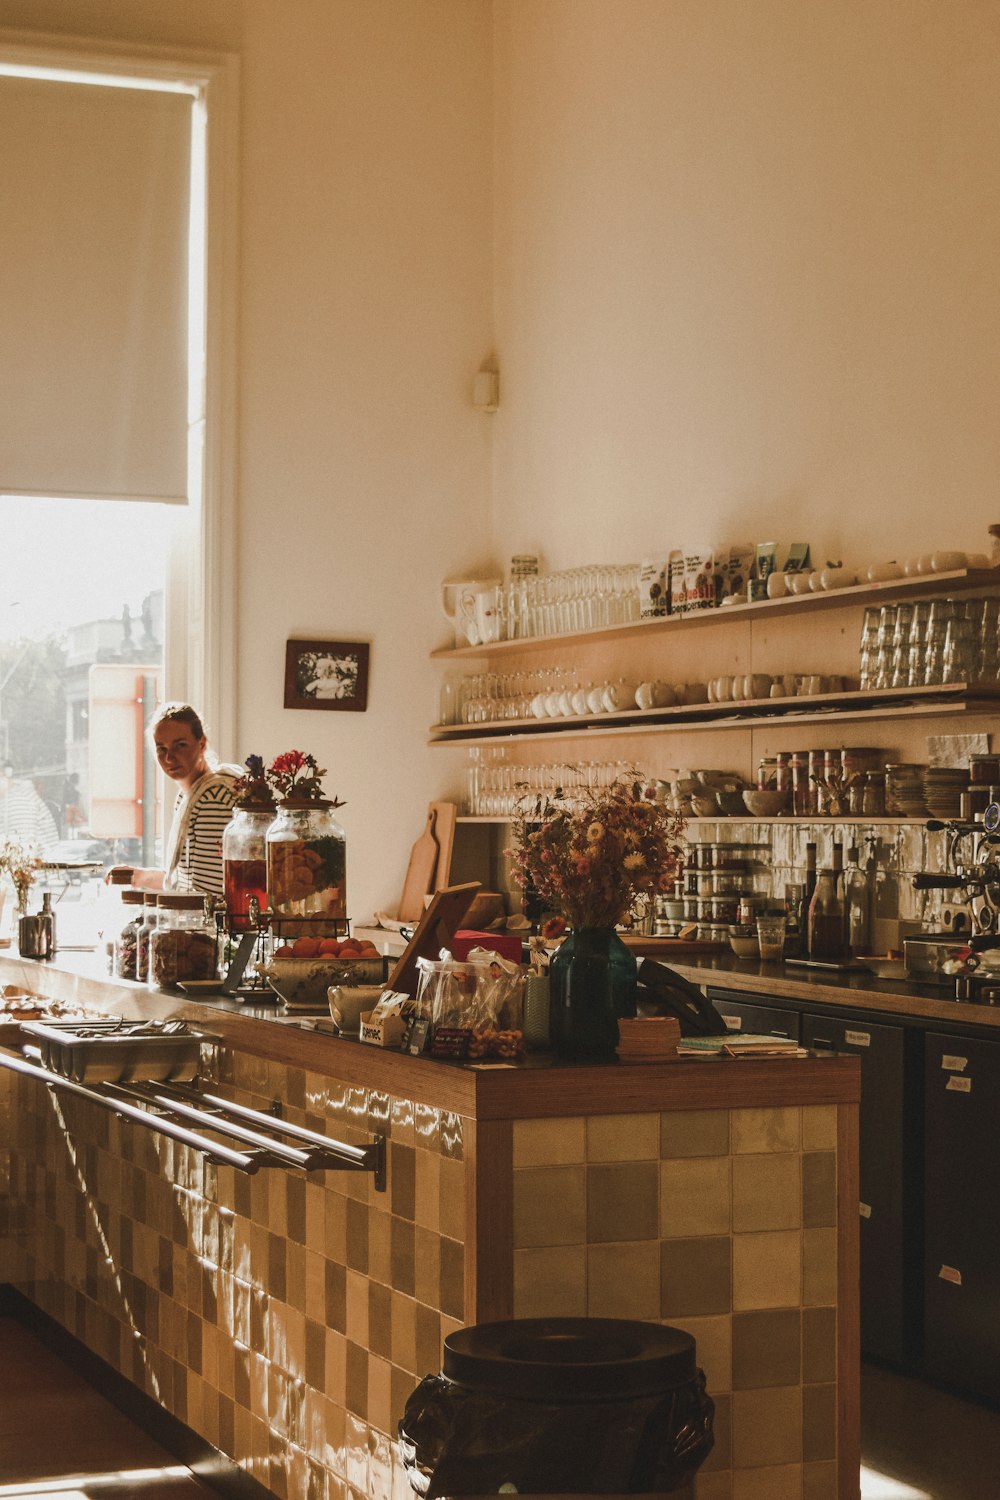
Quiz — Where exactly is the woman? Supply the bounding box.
[123,703,239,899]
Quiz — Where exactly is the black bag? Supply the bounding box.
[636,958,728,1035]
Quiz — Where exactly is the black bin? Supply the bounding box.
[398,1316,714,1497]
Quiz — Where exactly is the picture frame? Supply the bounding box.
[283,639,370,712]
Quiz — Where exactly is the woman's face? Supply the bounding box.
[153,719,207,786]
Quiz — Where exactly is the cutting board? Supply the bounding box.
[429,801,457,891]
[398,808,440,922]
[388,882,481,999]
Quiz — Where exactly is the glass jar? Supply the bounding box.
[266,799,347,936]
[136,893,159,984]
[789,751,810,817]
[807,868,847,963]
[150,893,218,989]
[807,750,825,816]
[222,803,273,931]
[113,888,146,980]
[96,867,135,972]
[862,770,885,817]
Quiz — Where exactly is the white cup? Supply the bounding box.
[602,680,637,712]
[570,687,590,716]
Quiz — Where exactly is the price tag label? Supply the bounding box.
[946,1076,972,1093]
[942,1054,968,1072]
[939,1265,963,1286]
[723,1015,742,1031]
[844,1029,870,1048]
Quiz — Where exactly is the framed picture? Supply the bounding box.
[284,639,370,712]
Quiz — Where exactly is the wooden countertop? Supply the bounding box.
[0,950,858,1119]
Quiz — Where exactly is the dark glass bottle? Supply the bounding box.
[808,869,847,963]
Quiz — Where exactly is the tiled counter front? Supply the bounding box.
[2,1044,466,1500]
[511,1104,855,1500]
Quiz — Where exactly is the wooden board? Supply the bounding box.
[387,882,480,999]
[397,808,440,922]
[429,800,457,892]
[621,934,726,955]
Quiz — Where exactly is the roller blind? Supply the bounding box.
[0,74,192,503]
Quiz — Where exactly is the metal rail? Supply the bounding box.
[0,1051,386,1186]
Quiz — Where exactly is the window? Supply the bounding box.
[0,36,238,887]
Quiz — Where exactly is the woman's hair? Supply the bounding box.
[150,702,206,742]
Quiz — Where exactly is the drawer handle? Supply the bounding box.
[812,1036,835,1049]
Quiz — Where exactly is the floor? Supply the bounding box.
[2,1316,1000,1499]
[0,1317,214,1497]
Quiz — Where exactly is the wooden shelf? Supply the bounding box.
[457,814,934,826]
[431,567,1000,660]
[429,683,1000,748]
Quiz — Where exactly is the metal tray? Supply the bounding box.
[20,1019,207,1085]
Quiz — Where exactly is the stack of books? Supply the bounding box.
[616,1016,681,1063]
[676,1033,807,1059]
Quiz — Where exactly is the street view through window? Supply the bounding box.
[0,496,172,934]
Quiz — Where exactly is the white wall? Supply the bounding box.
[5,0,1000,913]
[492,0,1000,570]
[1,0,495,915]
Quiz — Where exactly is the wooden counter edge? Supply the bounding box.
[837,1100,862,1500]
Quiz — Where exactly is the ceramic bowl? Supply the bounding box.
[328,983,385,1033]
[930,551,967,573]
[258,954,384,1008]
[729,929,760,958]
[742,788,789,817]
[716,789,746,816]
[691,796,718,817]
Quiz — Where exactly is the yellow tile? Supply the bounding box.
[512,1165,586,1248]
[305,1182,325,1248]
[802,1105,837,1151]
[586,1113,659,1162]
[587,1242,659,1319]
[438,1156,465,1242]
[661,1156,732,1237]
[733,1231,801,1311]
[369,1209,392,1284]
[661,1109,730,1158]
[414,1148,441,1232]
[673,1314,732,1394]
[803,1228,837,1306]
[368,1354,393,1436]
[324,1191,347,1264]
[324,1330,347,1407]
[346,1269,369,1347]
[304,1250,325,1326]
[390,1292,417,1375]
[732,1464,803,1499]
[512,1116,586,1167]
[732,1154,801,1232]
[733,1385,802,1467]
[731,1108,800,1154]
[513,1245,586,1318]
[803,1458,838,1499]
[413,1224,441,1308]
[695,1473,733,1500]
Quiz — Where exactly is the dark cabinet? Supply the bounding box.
[923,1031,1000,1404]
[799,1011,920,1366]
[707,990,800,1041]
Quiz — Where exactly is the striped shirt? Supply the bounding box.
[0,780,58,852]
[166,772,237,899]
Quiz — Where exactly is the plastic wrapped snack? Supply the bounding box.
[415,949,525,1059]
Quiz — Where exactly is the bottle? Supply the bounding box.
[40,890,56,958]
[801,842,818,959]
[843,845,869,958]
[807,868,847,963]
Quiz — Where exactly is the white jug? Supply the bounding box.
[441,577,501,647]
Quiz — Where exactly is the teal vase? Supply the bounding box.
[549,927,638,1060]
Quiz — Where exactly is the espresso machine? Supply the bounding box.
[905,804,1000,995]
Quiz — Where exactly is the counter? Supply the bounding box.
[0,951,860,1500]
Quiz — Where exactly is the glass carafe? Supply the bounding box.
[222,804,273,931]
[807,868,847,963]
[266,799,347,937]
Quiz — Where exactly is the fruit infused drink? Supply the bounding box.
[224,857,268,931]
[266,800,347,937]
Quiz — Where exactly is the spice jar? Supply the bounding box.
[136,894,159,984]
[150,893,217,989]
[222,803,273,931]
[113,888,146,981]
[266,799,347,937]
[790,751,810,817]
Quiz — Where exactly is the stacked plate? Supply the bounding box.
[924,767,968,819]
[885,763,928,817]
[616,1016,681,1064]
